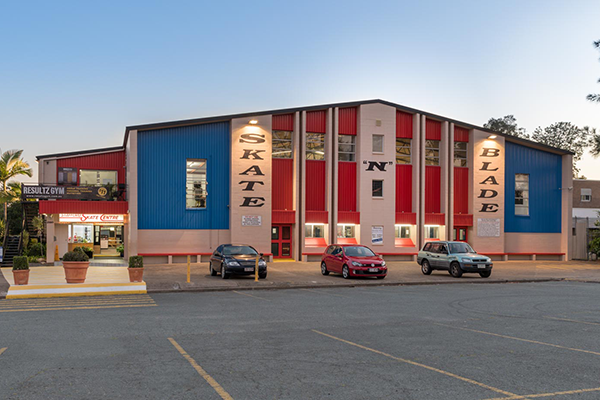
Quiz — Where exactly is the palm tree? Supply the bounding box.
[0,149,32,242]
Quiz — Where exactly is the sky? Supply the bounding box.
[1,0,600,181]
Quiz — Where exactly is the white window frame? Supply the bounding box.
[306,133,325,160]
[581,188,592,203]
[272,130,293,159]
[425,140,440,166]
[372,134,384,153]
[454,141,468,167]
[394,225,411,239]
[305,224,325,238]
[338,135,356,162]
[186,159,207,209]
[337,224,356,238]
[515,173,529,216]
[372,179,384,198]
[425,225,440,239]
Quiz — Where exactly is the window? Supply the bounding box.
[449,242,474,254]
[372,180,383,197]
[338,135,356,161]
[337,224,355,238]
[425,225,440,239]
[306,133,325,160]
[305,224,325,238]
[372,135,384,153]
[344,246,376,257]
[79,170,118,186]
[395,225,411,238]
[423,243,432,252]
[58,167,78,185]
[425,140,440,166]
[515,173,529,216]
[454,142,468,167]
[581,188,592,202]
[396,138,411,164]
[272,130,293,159]
[186,159,207,209]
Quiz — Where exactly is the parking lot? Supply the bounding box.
[2,281,600,399]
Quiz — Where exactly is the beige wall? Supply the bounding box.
[38,159,57,185]
[126,130,138,258]
[137,230,231,254]
[505,232,561,253]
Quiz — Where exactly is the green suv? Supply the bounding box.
[417,241,493,278]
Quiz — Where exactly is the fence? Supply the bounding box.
[572,216,600,260]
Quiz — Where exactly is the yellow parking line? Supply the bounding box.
[168,338,233,400]
[232,291,270,301]
[0,347,6,356]
[436,323,600,357]
[300,288,350,298]
[544,316,600,327]
[311,329,522,399]
[0,304,157,313]
[483,386,600,399]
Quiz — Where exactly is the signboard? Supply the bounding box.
[241,215,262,226]
[477,218,501,237]
[371,226,384,245]
[57,167,78,186]
[22,185,111,200]
[59,214,124,223]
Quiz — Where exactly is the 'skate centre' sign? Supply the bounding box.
[59,214,124,223]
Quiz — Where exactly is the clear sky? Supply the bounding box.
[1,0,599,181]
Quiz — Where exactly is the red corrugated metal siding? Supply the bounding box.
[338,211,360,224]
[272,210,296,224]
[306,160,326,210]
[305,211,329,223]
[273,114,294,131]
[425,166,441,213]
[395,164,412,213]
[306,110,327,133]
[338,162,357,211]
[395,212,417,225]
[395,238,415,247]
[272,158,294,210]
[454,167,469,214]
[56,150,126,185]
[338,107,357,135]
[425,213,445,225]
[454,214,473,226]
[305,237,327,247]
[39,200,128,214]
[454,126,469,142]
[337,238,358,245]
[396,111,413,138]
[426,119,442,140]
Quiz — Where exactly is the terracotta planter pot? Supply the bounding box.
[62,261,90,283]
[128,267,144,283]
[13,269,30,285]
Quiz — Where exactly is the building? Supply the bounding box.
[572,179,600,260]
[33,99,573,264]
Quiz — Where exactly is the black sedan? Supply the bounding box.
[209,244,267,279]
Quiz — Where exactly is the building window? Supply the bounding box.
[337,224,355,238]
[396,138,411,164]
[186,159,207,209]
[372,180,383,197]
[273,130,293,159]
[306,133,325,160]
[58,167,78,186]
[338,135,356,161]
[515,173,529,216]
[581,188,592,202]
[425,225,440,239]
[305,224,325,238]
[425,140,440,166]
[372,134,384,153]
[395,225,411,239]
[79,170,118,186]
[454,142,468,167]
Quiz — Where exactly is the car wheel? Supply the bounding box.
[479,270,492,278]
[449,262,463,278]
[259,271,267,279]
[376,275,386,280]
[342,265,350,279]
[209,262,217,276]
[321,262,329,276]
[421,260,432,275]
[221,264,229,279]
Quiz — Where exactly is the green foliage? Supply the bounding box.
[80,246,93,253]
[27,255,41,264]
[22,230,29,249]
[588,40,600,103]
[483,115,528,139]
[73,246,84,253]
[63,250,89,262]
[28,242,45,257]
[129,256,143,268]
[116,245,124,253]
[12,256,29,270]
[31,215,45,236]
[589,237,600,257]
[6,202,22,235]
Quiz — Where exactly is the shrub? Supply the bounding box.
[13,256,29,270]
[73,247,85,253]
[129,256,143,268]
[589,237,600,258]
[63,251,89,262]
[27,255,41,264]
[28,242,44,257]
[117,245,124,253]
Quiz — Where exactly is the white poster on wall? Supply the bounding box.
[477,218,501,237]
[242,215,262,227]
[371,226,384,245]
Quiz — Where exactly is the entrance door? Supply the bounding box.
[271,225,292,258]
[453,227,468,242]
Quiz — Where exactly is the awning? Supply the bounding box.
[39,200,128,215]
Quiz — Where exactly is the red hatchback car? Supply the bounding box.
[321,244,387,279]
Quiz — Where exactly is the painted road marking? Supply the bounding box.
[0,348,6,356]
[300,288,351,298]
[0,304,157,313]
[436,323,600,357]
[311,329,523,399]
[0,298,155,307]
[232,291,270,301]
[483,386,600,399]
[0,295,157,313]
[544,316,600,327]
[168,338,233,400]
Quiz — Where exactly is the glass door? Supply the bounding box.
[271,225,292,259]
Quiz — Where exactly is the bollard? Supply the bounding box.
[187,255,191,283]
[255,256,259,282]
[54,245,59,262]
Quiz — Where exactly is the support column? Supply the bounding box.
[448,123,455,241]
[300,111,307,261]
[418,115,426,249]
[332,107,339,246]
[293,111,301,261]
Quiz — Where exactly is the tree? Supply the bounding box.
[587,40,600,103]
[530,122,595,176]
[0,149,32,242]
[483,115,528,138]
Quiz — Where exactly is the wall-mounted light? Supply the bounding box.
[248,119,258,125]
[488,134,497,139]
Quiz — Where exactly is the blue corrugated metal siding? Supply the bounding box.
[504,141,562,233]
[138,122,230,229]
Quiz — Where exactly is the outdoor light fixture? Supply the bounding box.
[488,134,497,139]
[248,119,258,125]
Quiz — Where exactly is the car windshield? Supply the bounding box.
[344,246,376,257]
[223,246,258,256]
[449,243,475,254]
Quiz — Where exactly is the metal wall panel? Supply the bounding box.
[306,110,327,133]
[305,210,328,223]
[395,212,417,224]
[454,214,473,226]
[272,210,296,224]
[338,161,357,211]
[338,211,360,224]
[57,150,126,184]
[426,119,442,140]
[39,200,128,214]
[454,167,469,214]
[504,141,562,233]
[272,158,294,210]
[395,164,412,213]
[396,111,413,138]
[425,213,445,225]
[454,126,469,142]
[137,122,230,229]
[425,165,441,213]
[305,160,326,210]
[338,107,357,135]
[273,114,294,131]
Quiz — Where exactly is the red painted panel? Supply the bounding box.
[454,126,469,142]
[39,200,128,214]
[454,167,469,214]
[395,238,415,247]
[57,150,126,185]
[426,119,442,140]
[395,212,417,225]
[425,166,441,213]
[425,213,445,225]
[272,210,296,224]
[396,111,413,138]
[306,110,327,133]
[305,237,327,247]
[306,160,326,211]
[454,214,473,226]
[306,211,329,223]
[337,238,358,245]
[273,114,294,131]
[338,162,357,211]
[338,107,357,135]
[272,158,294,211]
[338,211,360,224]
[395,164,412,213]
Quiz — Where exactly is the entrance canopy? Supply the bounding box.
[39,200,128,214]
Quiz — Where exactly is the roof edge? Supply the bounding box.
[36,146,124,161]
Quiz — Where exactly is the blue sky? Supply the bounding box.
[1,0,600,180]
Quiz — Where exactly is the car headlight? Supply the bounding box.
[227,261,240,267]
[381,261,386,267]
[258,260,266,267]
[459,257,471,262]
[352,261,362,267]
